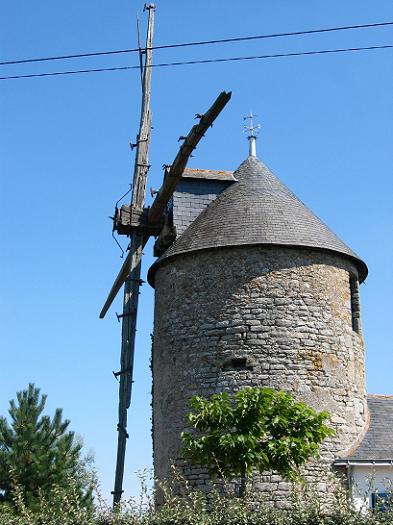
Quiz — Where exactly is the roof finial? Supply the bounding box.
[243,112,261,157]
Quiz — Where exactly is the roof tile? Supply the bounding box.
[148,156,367,285]
[345,396,393,461]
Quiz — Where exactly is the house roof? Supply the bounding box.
[148,155,367,286]
[338,396,393,463]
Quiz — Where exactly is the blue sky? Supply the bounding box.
[1,0,392,502]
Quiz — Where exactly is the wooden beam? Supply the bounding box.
[114,205,162,236]
[112,3,155,509]
[100,246,140,319]
[147,90,232,224]
[100,90,232,320]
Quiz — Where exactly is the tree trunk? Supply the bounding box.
[239,467,247,498]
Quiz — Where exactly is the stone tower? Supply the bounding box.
[148,146,368,502]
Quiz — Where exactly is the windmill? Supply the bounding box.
[99,3,231,508]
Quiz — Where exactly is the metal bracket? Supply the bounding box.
[115,310,135,323]
[124,277,145,285]
[130,138,148,150]
[112,367,133,380]
[117,424,129,438]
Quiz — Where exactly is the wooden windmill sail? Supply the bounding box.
[99,3,231,508]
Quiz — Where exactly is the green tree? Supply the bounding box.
[0,383,93,509]
[181,387,334,497]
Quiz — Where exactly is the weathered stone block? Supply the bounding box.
[152,245,367,507]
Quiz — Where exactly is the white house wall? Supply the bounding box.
[350,465,393,511]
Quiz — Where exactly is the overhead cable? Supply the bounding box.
[0,44,392,81]
[1,21,392,67]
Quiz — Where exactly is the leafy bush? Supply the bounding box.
[1,472,393,525]
[181,387,333,496]
[0,475,95,524]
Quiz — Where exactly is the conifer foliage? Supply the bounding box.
[0,384,93,509]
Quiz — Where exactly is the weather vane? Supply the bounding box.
[243,112,261,157]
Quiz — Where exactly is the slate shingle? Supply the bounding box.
[148,156,367,285]
[344,396,393,461]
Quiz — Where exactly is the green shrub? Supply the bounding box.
[181,388,334,497]
[1,472,393,525]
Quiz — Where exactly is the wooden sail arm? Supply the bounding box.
[99,236,148,319]
[147,90,232,224]
[99,90,232,319]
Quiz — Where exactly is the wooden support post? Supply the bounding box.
[112,3,155,509]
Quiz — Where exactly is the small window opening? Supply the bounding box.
[222,356,253,371]
[231,357,247,369]
[349,275,362,335]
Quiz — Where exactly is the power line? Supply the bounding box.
[1,21,392,67]
[153,44,393,68]
[1,44,391,81]
[0,65,134,80]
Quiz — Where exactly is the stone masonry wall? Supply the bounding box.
[152,246,367,504]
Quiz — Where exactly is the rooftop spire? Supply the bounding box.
[243,112,261,157]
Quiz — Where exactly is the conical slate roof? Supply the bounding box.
[148,156,367,285]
